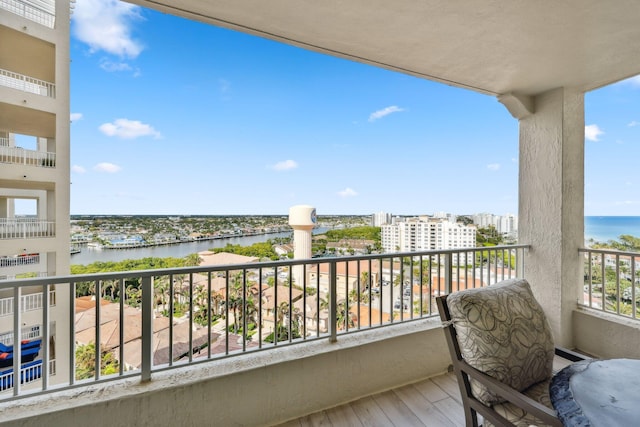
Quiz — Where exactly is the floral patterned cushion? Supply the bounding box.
[446,278,554,405]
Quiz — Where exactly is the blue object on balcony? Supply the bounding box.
[0,339,42,368]
[0,339,42,353]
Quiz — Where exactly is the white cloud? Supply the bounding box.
[94,162,121,173]
[272,160,298,171]
[629,121,640,127]
[621,75,640,88]
[70,113,83,122]
[585,124,604,141]
[72,0,144,58]
[99,59,132,72]
[487,163,501,171]
[338,188,358,198]
[219,79,231,94]
[368,106,405,122]
[99,118,161,139]
[615,200,640,206]
[71,165,86,174]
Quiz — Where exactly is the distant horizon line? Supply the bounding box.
[11,213,639,218]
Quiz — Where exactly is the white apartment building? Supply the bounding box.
[370,211,392,227]
[381,216,476,253]
[0,0,71,385]
[472,212,518,237]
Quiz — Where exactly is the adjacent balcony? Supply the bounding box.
[0,253,40,268]
[0,218,55,239]
[0,144,56,168]
[0,0,55,29]
[0,68,55,98]
[0,244,636,425]
[0,289,55,317]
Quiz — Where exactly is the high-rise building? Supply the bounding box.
[371,211,392,227]
[472,212,518,237]
[381,216,476,253]
[0,0,72,384]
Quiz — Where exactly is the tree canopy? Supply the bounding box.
[212,241,279,260]
[71,255,197,275]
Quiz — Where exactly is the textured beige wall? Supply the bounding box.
[574,309,640,359]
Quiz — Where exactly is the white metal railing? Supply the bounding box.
[0,137,8,147]
[0,273,48,282]
[0,68,55,98]
[3,290,55,315]
[0,245,527,400]
[0,218,55,239]
[0,0,55,28]
[580,247,640,319]
[0,324,41,346]
[0,254,40,268]
[0,360,45,392]
[0,145,56,168]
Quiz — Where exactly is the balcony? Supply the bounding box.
[0,246,523,421]
[0,0,55,29]
[0,144,56,168]
[0,289,55,317]
[0,253,40,268]
[0,245,636,425]
[0,68,55,98]
[0,218,55,239]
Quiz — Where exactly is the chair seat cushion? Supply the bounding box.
[485,378,555,427]
[446,278,555,405]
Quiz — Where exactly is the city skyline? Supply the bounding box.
[15,0,640,216]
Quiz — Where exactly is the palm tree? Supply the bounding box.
[336,299,356,331]
[153,276,170,314]
[125,284,142,308]
[184,253,201,266]
[359,271,370,292]
[266,301,303,343]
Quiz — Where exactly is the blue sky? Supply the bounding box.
[57,0,640,216]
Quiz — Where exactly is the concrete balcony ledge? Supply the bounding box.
[1,318,449,427]
[574,307,640,360]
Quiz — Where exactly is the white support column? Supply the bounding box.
[518,87,584,347]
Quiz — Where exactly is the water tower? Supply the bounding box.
[289,205,317,285]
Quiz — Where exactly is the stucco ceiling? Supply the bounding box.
[127,0,640,98]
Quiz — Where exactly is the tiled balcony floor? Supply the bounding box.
[276,371,464,427]
[277,355,576,426]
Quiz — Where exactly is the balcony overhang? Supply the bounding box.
[127,0,640,97]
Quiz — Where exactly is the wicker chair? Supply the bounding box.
[436,278,586,427]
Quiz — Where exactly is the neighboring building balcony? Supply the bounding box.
[0,68,55,98]
[0,290,55,317]
[0,144,56,168]
[0,253,40,268]
[0,245,639,425]
[0,0,55,29]
[0,218,55,239]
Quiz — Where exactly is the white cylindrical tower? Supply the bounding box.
[289,205,317,285]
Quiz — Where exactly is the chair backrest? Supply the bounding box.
[437,278,554,405]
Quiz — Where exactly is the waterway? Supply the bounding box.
[71,229,328,265]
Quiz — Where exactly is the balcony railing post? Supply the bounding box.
[329,260,337,343]
[12,286,21,397]
[42,283,50,390]
[444,253,453,294]
[141,276,153,382]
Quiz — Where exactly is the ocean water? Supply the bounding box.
[585,216,640,243]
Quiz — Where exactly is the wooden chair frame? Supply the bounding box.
[436,294,586,427]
